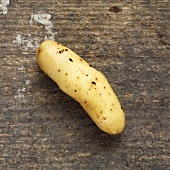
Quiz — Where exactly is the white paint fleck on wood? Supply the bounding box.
[17,65,25,71]
[30,13,57,40]
[14,87,26,102]
[0,0,10,15]
[13,34,40,50]
[13,13,57,50]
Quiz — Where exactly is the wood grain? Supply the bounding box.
[0,0,169,169]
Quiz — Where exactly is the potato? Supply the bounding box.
[36,40,125,135]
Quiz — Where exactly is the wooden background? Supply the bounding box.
[0,0,169,169]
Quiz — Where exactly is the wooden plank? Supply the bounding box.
[0,0,169,169]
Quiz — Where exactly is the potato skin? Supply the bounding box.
[36,40,125,135]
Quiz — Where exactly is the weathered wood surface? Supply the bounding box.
[0,0,169,169]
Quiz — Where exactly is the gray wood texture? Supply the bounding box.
[0,0,169,169]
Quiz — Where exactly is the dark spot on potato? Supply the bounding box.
[75,90,77,92]
[77,77,79,79]
[80,58,83,61]
[100,94,101,96]
[69,58,73,62]
[89,64,93,67]
[86,74,88,76]
[37,48,42,56]
[58,69,61,72]
[108,6,122,13]
[100,111,103,113]
[104,86,106,89]
[65,49,68,51]
[65,73,68,76]
[95,77,98,80]
[84,101,87,104]
[91,81,96,85]
[111,109,113,111]
[109,93,110,95]
[59,49,65,53]
[102,117,106,120]
[121,106,123,109]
